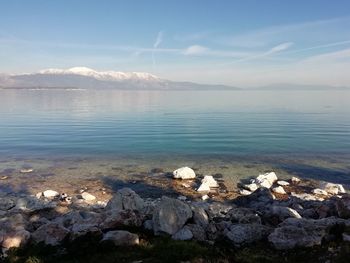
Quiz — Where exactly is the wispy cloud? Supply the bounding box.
[218,16,350,48]
[152,31,163,70]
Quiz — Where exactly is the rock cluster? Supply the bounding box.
[0,168,349,257]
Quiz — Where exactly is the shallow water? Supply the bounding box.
[0,89,349,193]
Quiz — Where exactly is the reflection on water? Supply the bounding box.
[0,89,350,159]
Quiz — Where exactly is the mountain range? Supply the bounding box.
[0,67,348,90]
[0,67,238,90]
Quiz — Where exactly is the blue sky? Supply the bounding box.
[1,0,350,86]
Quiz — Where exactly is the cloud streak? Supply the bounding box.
[152,31,163,71]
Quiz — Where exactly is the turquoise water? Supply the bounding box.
[0,89,350,159]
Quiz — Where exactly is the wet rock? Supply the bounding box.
[106,188,145,212]
[152,197,192,235]
[101,230,139,246]
[172,226,193,240]
[173,167,196,179]
[42,190,59,199]
[81,192,96,201]
[32,223,70,246]
[272,186,286,195]
[226,224,272,246]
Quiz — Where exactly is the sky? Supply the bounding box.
[1,0,350,87]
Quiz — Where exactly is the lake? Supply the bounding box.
[0,89,350,193]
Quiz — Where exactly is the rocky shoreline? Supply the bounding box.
[1,167,350,261]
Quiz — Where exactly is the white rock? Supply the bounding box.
[272,186,287,195]
[173,167,196,179]
[43,190,59,199]
[197,182,210,192]
[201,195,209,201]
[312,188,328,196]
[320,182,341,195]
[20,168,33,173]
[201,175,219,188]
[291,192,324,201]
[291,177,301,183]
[337,184,346,194]
[260,180,273,189]
[277,180,290,186]
[242,183,258,192]
[256,172,278,185]
[81,192,96,201]
[239,189,252,196]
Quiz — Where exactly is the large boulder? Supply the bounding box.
[268,206,302,221]
[268,217,345,250]
[173,167,196,179]
[106,188,145,212]
[225,224,272,246]
[101,209,144,229]
[32,223,70,246]
[101,230,139,246]
[252,172,278,189]
[152,197,192,235]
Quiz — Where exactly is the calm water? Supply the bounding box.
[0,89,350,159]
[1,89,350,192]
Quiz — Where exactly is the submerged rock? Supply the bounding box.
[81,192,96,201]
[173,167,196,179]
[101,230,139,246]
[152,197,192,235]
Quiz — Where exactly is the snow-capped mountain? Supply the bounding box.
[0,67,238,90]
[37,67,161,82]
